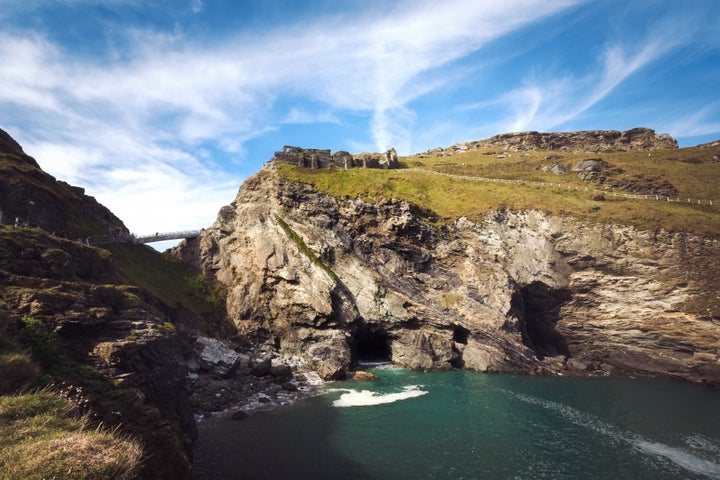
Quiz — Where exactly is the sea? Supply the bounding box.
[192,366,720,480]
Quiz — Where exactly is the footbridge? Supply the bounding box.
[132,230,203,245]
[81,229,203,246]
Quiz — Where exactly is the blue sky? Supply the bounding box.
[1,0,719,237]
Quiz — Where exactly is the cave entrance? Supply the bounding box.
[354,329,392,365]
[519,281,571,359]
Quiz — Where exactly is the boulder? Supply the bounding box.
[349,371,378,381]
[572,158,608,173]
[194,336,243,378]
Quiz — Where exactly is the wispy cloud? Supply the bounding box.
[1,0,583,232]
[191,0,204,14]
[282,108,340,125]
[660,106,720,139]
[488,10,713,134]
[495,39,672,133]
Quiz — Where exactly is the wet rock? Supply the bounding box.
[251,358,271,377]
[231,410,248,421]
[281,382,298,392]
[349,371,378,381]
[270,364,293,379]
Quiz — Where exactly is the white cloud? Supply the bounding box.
[660,107,720,138]
[494,13,704,134]
[0,0,583,231]
[191,0,204,14]
[282,108,340,125]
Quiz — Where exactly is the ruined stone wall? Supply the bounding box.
[273,146,399,169]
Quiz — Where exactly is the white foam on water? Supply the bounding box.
[332,385,428,408]
[686,434,720,454]
[635,441,720,479]
[506,390,720,480]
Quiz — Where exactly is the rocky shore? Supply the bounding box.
[186,336,322,418]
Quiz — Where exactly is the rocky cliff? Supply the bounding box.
[174,166,720,387]
[420,127,678,157]
[0,129,127,237]
[0,128,212,479]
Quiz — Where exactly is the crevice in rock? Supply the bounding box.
[519,281,571,359]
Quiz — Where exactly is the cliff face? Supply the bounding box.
[0,128,127,237]
[175,169,720,386]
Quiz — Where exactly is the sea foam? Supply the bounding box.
[506,391,720,480]
[332,385,428,408]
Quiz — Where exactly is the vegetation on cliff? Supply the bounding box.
[277,143,720,236]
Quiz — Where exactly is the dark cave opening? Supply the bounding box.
[354,329,392,364]
[519,281,572,359]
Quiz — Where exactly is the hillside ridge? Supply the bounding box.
[418,127,678,157]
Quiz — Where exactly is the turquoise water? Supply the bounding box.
[193,368,720,479]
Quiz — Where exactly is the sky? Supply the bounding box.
[1,0,719,241]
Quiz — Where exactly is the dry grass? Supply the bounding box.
[0,392,142,480]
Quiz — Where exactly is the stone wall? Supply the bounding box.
[272,145,399,169]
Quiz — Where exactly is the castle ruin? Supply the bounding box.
[273,146,399,170]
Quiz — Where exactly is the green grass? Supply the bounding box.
[0,336,39,394]
[277,144,720,236]
[0,391,142,480]
[104,243,223,314]
[276,215,340,281]
[102,243,232,335]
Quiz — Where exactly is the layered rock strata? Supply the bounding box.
[174,169,720,386]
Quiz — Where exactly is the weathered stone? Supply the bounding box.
[281,382,298,391]
[194,336,241,378]
[542,163,568,175]
[573,158,609,173]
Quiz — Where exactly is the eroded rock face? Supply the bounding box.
[174,171,720,386]
[174,173,541,379]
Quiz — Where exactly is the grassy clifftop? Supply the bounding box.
[277,144,720,236]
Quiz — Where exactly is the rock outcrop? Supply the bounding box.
[419,128,678,157]
[0,128,127,238]
[174,167,720,387]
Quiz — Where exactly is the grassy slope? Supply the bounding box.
[104,243,231,335]
[278,145,720,236]
[0,392,141,480]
